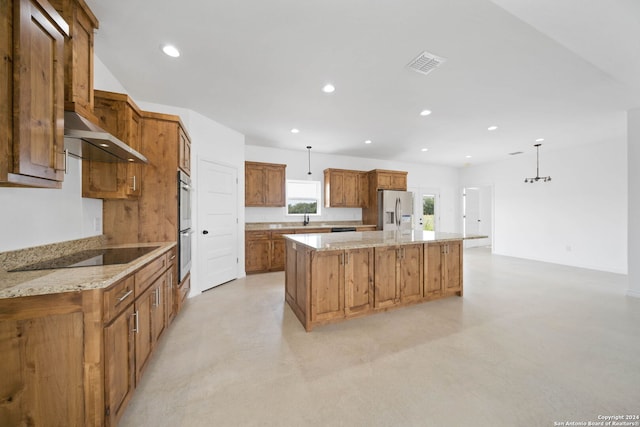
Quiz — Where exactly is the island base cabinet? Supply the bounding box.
[310,250,344,323]
[345,248,374,316]
[425,241,463,298]
[285,239,462,331]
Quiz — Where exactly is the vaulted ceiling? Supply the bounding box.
[85,0,640,167]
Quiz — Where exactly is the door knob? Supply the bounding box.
[202,230,209,235]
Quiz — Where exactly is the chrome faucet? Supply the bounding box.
[303,213,310,226]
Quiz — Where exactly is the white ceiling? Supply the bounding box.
[85,0,640,167]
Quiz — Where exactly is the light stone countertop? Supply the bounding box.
[0,242,176,299]
[285,230,486,251]
[245,221,376,231]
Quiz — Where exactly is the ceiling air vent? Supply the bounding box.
[407,51,447,75]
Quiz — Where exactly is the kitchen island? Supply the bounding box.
[285,230,483,331]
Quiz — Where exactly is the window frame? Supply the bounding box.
[286,179,322,216]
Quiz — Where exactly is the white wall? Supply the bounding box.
[245,145,461,232]
[628,109,640,297]
[460,139,628,274]
[0,157,102,252]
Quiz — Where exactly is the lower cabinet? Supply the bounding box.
[0,247,182,426]
[425,240,462,297]
[245,229,298,273]
[286,240,462,331]
[104,305,135,426]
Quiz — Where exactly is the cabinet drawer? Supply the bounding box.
[178,274,190,306]
[135,253,167,295]
[246,231,270,240]
[271,230,295,240]
[104,275,135,323]
[166,247,177,266]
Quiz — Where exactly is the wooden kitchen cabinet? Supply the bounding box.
[245,229,297,273]
[362,169,408,226]
[245,161,286,207]
[84,90,144,199]
[324,168,360,207]
[358,171,369,207]
[165,247,177,325]
[179,127,191,175]
[245,231,271,273]
[48,0,98,118]
[374,243,423,308]
[424,240,463,297]
[310,250,345,323]
[0,293,85,426]
[103,304,135,426]
[344,247,374,316]
[374,246,400,309]
[0,0,69,189]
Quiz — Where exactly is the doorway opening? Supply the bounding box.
[422,194,436,231]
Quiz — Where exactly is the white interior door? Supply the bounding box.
[197,159,238,291]
[464,186,492,248]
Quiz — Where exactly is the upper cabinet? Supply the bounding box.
[83,90,144,199]
[245,161,286,207]
[369,169,407,191]
[0,0,69,189]
[178,127,191,176]
[48,0,98,119]
[324,169,362,208]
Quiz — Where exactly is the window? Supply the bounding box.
[286,180,321,215]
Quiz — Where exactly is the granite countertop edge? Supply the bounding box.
[245,221,377,231]
[284,230,487,251]
[0,242,176,299]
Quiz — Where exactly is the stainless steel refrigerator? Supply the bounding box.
[377,190,414,232]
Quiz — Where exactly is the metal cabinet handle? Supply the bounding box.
[131,175,137,192]
[132,311,139,333]
[116,289,133,304]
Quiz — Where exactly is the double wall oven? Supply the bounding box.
[178,171,193,281]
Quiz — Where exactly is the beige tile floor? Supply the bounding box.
[120,247,640,427]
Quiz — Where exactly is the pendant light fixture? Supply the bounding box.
[306,146,312,176]
[524,143,551,183]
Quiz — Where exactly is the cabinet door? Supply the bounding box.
[343,171,359,207]
[179,127,191,175]
[245,231,270,273]
[377,173,392,190]
[265,165,285,206]
[390,173,407,190]
[285,240,298,304]
[345,247,373,316]
[270,232,286,271]
[150,275,166,345]
[310,250,344,322]
[443,241,462,294]
[329,171,345,207]
[134,285,154,382]
[358,172,369,208]
[399,244,423,303]
[374,246,399,308]
[165,263,176,325]
[13,0,66,184]
[104,305,135,427]
[424,243,443,297]
[245,163,266,206]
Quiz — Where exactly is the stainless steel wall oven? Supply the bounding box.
[178,171,192,281]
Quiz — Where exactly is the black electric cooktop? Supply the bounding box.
[10,246,160,272]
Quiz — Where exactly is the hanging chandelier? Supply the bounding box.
[524,143,551,183]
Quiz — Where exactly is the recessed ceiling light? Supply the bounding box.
[290,128,299,134]
[161,44,180,58]
[466,155,472,158]
[99,143,109,147]
[364,140,372,144]
[420,110,432,116]
[322,84,335,93]
[487,126,498,131]
[535,138,544,142]
[421,148,428,152]
[128,158,135,162]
